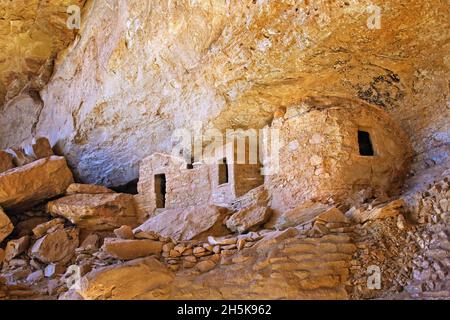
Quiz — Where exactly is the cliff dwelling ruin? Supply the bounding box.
[0,0,449,303]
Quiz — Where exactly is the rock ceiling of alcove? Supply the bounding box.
[0,0,448,186]
[0,0,86,106]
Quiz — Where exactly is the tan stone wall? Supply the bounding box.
[210,145,236,206]
[266,96,413,214]
[139,144,264,214]
[234,164,264,198]
[209,142,264,206]
[137,153,212,217]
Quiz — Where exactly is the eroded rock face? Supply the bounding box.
[0,0,443,185]
[0,156,74,210]
[0,0,86,107]
[47,193,138,231]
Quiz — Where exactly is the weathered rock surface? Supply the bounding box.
[78,229,357,300]
[66,183,115,195]
[0,207,13,243]
[135,205,229,242]
[0,151,14,174]
[47,193,138,231]
[31,228,79,264]
[226,206,272,234]
[0,0,86,108]
[0,156,74,210]
[0,0,448,302]
[78,257,174,300]
[101,239,163,260]
[0,0,443,186]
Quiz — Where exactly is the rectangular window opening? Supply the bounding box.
[218,158,229,185]
[155,174,167,209]
[358,130,375,156]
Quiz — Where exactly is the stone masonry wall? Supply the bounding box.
[266,96,412,215]
[137,153,212,218]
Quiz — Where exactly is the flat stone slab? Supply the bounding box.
[0,156,74,210]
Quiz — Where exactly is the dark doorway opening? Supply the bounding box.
[358,130,375,156]
[155,174,167,209]
[110,179,139,195]
[218,158,229,185]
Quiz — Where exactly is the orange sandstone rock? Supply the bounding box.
[0,156,74,210]
[47,193,138,231]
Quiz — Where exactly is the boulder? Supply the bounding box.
[315,207,349,224]
[31,137,54,159]
[5,148,35,167]
[114,225,134,239]
[32,218,65,238]
[0,156,74,210]
[349,199,406,223]
[0,248,4,265]
[26,270,44,283]
[0,207,13,243]
[101,238,163,260]
[4,236,30,261]
[135,205,229,242]
[0,151,14,174]
[207,236,238,246]
[66,183,114,195]
[31,228,79,264]
[195,260,216,273]
[268,201,332,230]
[78,257,174,300]
[230,186,270,211]
[226,206,272,233]
[47,193,138,231]
[79,233,100,250]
